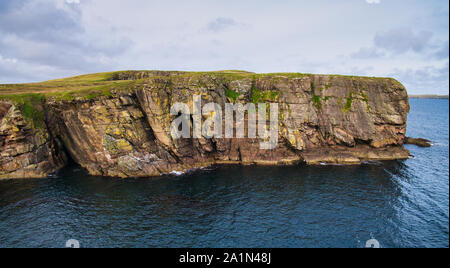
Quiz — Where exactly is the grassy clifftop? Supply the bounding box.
[0,70,396,99]
[0,72,135,100]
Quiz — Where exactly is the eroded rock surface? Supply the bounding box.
[0,102,66,179]
[0,72,413,179]
[46,95,178,177]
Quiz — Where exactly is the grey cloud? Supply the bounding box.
[0,0,132,78]
[0,1,81,37]
[390,62,449,94]
[207,17,238,32]
[0,0,85,52]
[0,0,27,14]
[351,28,447,61]
[374,28,433,54]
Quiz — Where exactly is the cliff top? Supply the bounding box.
[0,70,398,100]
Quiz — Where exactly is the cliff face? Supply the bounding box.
[0,71,410,179]
[45,95,178,177]
[0,103,66,179]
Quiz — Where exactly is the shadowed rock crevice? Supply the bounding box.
[0,103,11,122]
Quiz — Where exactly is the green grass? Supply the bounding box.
[251,87,280,104]
[0,93,45,129]
[344,91,354,112]
[312,95,322,109]
[0,70,147,98]
[225,89,240,101]
[311,95,331,109]
[47,72,115,82]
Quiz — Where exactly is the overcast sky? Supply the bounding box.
[0,0,448,94]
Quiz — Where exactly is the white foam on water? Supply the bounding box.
[170,171,185,176]
[319,162,348,166]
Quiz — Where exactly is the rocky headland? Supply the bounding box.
[1,70,415,179]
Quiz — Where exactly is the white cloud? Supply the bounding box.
[65,0,80,4]
[366,0,381,4]
[0,54,18,64]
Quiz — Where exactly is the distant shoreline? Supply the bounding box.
[409,94,449,99]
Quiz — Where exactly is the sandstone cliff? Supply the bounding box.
[0,71,411,179]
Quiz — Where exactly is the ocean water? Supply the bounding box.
[0,99,448,248]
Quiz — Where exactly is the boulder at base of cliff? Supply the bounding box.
[405,137,433,148]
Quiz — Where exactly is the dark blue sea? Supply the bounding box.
[0,99,448,248]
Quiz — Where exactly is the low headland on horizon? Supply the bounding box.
[409,94,449,99]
